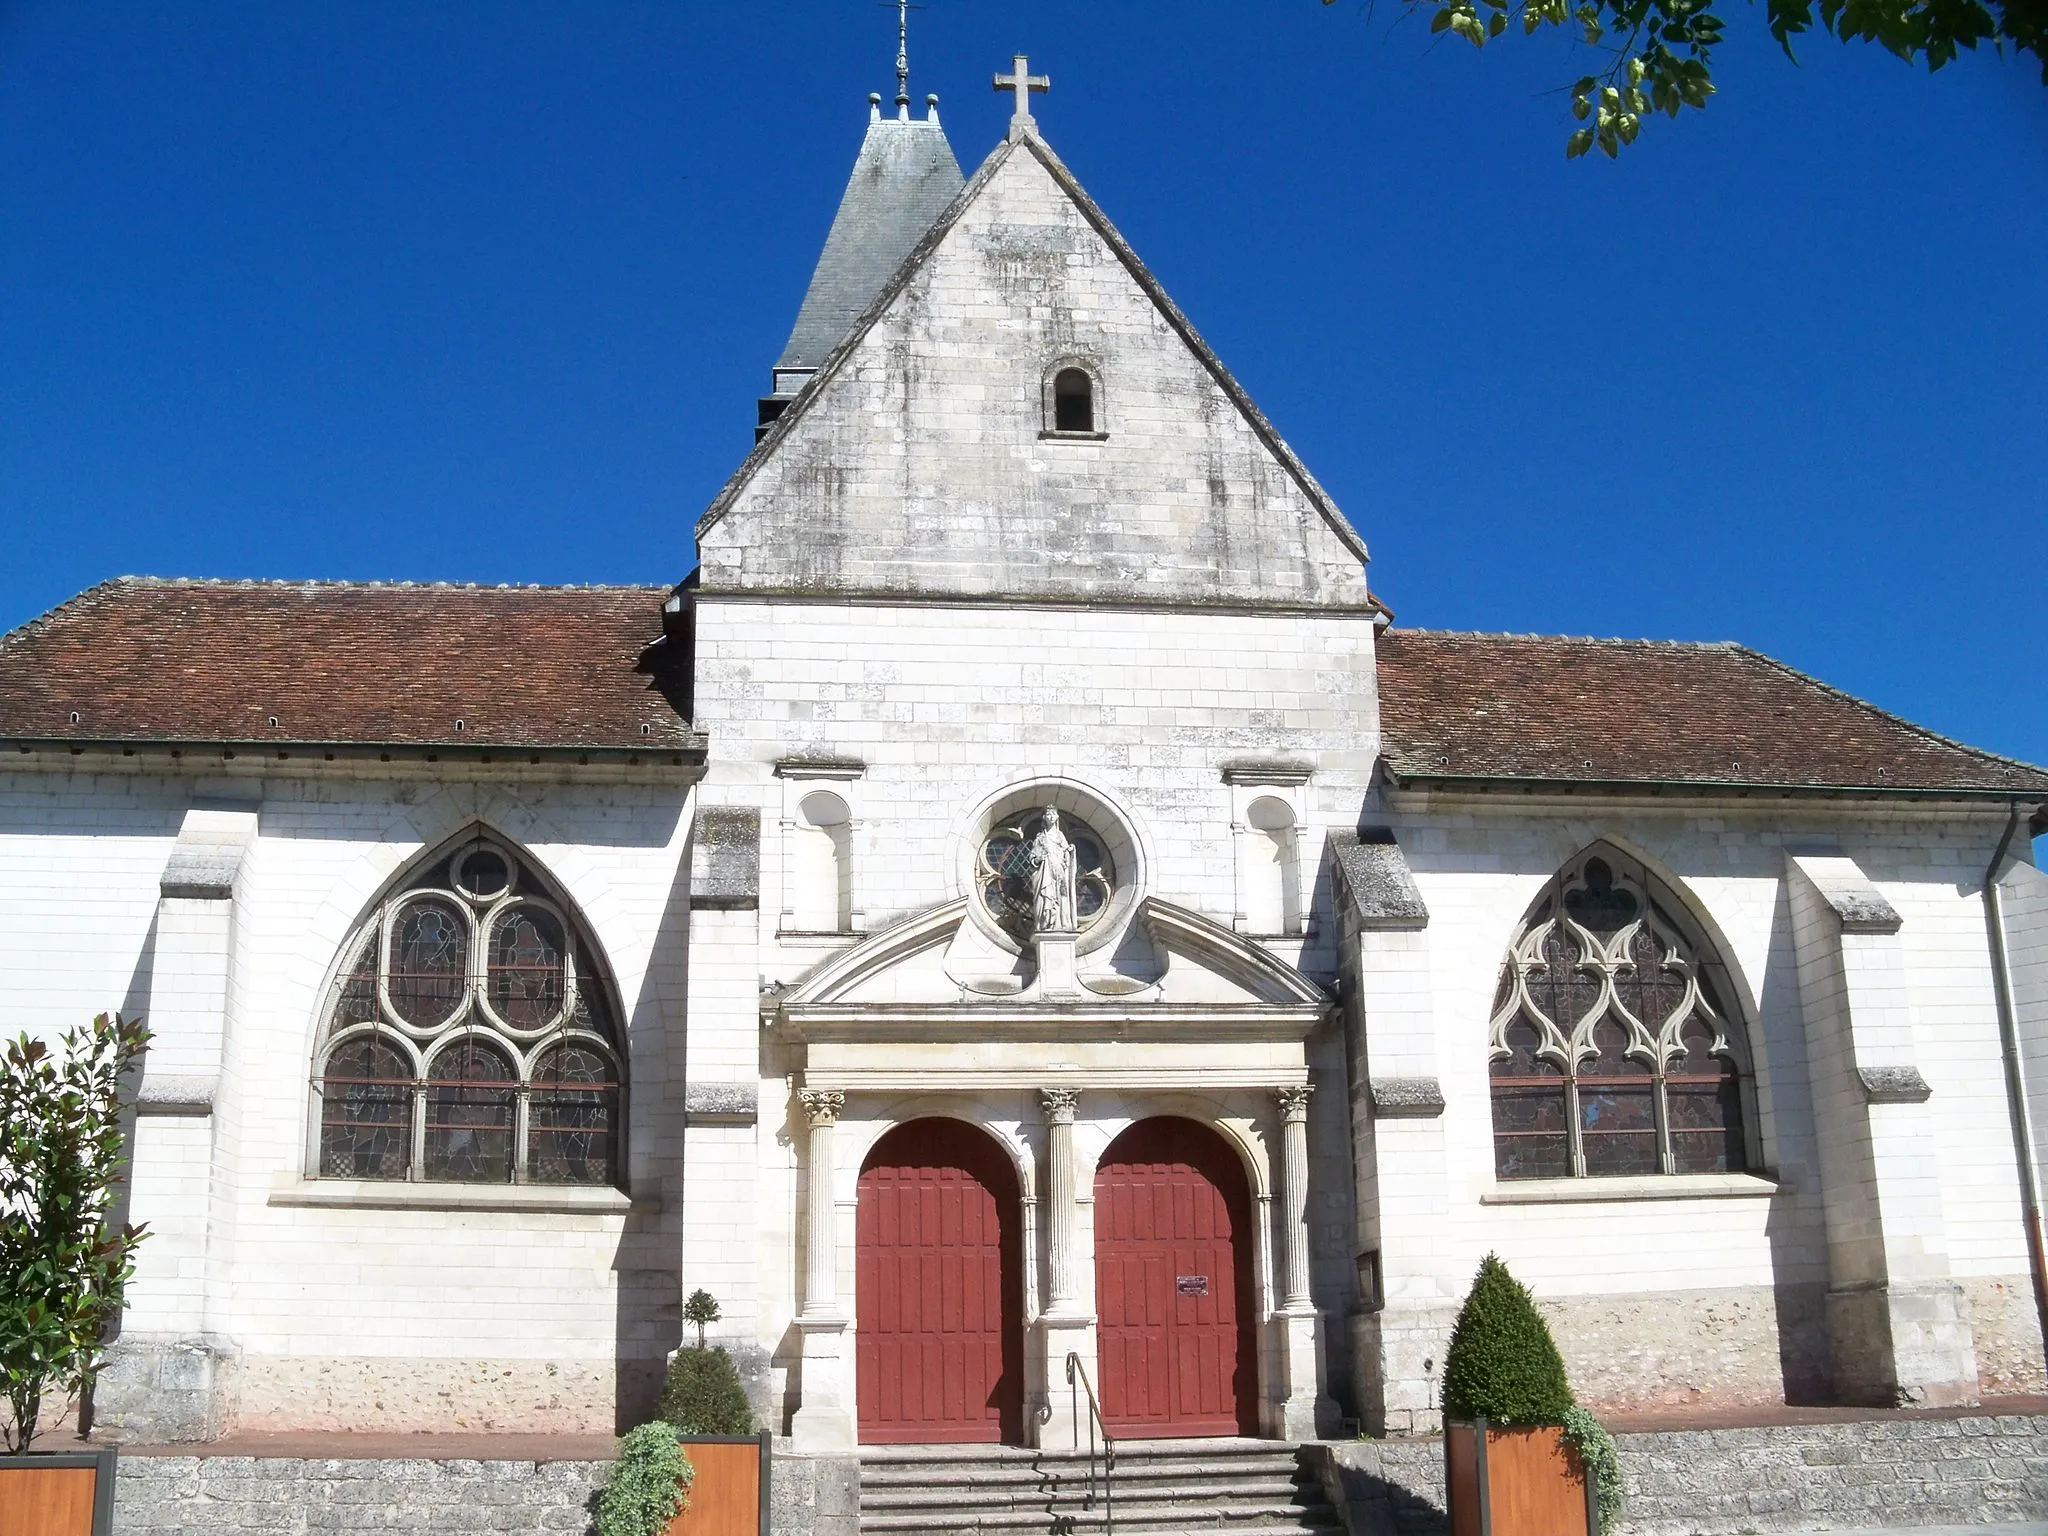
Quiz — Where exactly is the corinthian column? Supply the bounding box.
[1277,1084,1315,1311]
[798,1088,846,1318]
[1041,1087,1081,1313]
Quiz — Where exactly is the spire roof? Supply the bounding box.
[775,100,964,373]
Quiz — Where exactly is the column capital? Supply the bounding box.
[1040,1086,1080,1123]
[1276,1083,1314,1123]
[799,1087,846,1126]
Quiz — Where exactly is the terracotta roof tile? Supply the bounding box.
[0,578,694,753]
[1375,629,2048,796]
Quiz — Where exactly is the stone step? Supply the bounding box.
[861,1511,1342,1536]
[857,1441,1339,1536]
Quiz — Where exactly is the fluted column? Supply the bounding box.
[1041,1087,1081,1313]
[798,1088,845,1318]
[1277,1084,1314,1311]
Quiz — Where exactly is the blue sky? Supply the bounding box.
[3,2,2044,779]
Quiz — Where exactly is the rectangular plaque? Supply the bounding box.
[1175,1275,1210,1296]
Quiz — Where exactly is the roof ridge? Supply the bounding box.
[1735,645,2048,780]
[1387,627,1741,649]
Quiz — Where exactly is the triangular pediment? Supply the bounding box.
[699,133,1372,612]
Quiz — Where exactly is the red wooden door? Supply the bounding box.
[1094,1116,1257,1437]
[856,1118,1023,1444]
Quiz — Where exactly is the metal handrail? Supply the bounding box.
[1065,1351,1115,1534]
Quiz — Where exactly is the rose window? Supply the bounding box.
[313,832,623,1187]
[976,807,1114,941]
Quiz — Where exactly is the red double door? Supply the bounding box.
[853,1114,1254,1444]
[856,1118,1024,1443]
[1093,1116,1258,1438]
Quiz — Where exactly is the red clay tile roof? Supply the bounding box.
[0,578,696,754]
[1375,629,2048,796]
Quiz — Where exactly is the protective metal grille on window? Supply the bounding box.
[314,833,622,1187]
[1487,853,1751,1180]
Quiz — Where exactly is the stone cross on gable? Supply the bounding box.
[992,53,1048,140]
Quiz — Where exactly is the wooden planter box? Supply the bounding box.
[0,1445,117,1536]
[665,1432,771,1536]
[1445,1419,1594,1536]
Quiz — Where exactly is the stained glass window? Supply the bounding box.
[1489,853,1753,1180]
[314,832,624,1187]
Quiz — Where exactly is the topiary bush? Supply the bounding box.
[659,1345,755,1436]
[1440,1253,1573,1426]
[597,1420,693,1536]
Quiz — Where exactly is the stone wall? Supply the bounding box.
[113,1449,861,1536]
[1314,1410,2048,1535]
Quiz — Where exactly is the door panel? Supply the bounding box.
[1093,1116,1257,1437]
[856,1118,1023,1444]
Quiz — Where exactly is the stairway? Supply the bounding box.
[859,1438,1343,1534]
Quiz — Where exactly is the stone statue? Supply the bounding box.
[1026,808,1078,934]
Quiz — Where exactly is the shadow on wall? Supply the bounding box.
[1762,877,1836,1407]
[612,834,692,1433]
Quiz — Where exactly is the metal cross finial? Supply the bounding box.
[881,0,925,117]
[992,53,1048,139]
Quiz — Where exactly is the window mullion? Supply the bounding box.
[1654,1071,1674,1175]
[409,1083,427,1181]
[1566,1076,1586,1178]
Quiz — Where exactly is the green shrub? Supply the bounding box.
[659,1346,755,1435]
[597,1421,693,1536]
[1439,1253,1573,1426]
[0,1013,152,1451]
[1562,1402,1624,1536]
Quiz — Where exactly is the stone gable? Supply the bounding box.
[698,135,1372,610]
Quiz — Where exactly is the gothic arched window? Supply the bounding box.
[1488,852,1754,1181]
[313,831,624,1187]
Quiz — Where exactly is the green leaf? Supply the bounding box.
[1572,94,1593,118]
[1432,6,1456,31]
[1489,9,1509,33]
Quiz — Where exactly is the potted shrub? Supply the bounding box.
[599,1422,695,1536]
[0,1014,150,1536]
[656,1290,768,1536]
[1440,1254,1621,1536]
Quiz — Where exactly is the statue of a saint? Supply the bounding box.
[1026,808,1079,934]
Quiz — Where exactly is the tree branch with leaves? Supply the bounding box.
[1330,0,2046,155]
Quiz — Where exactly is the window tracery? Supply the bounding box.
[977,807,1114,942]
[1488,853,1752,1180]
[314,832,623,1187]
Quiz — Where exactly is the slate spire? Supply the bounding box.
[756,56,964,439]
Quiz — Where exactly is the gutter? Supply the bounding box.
[1,734,707,773]
[1983,802,2048,1367]
[1384,768,2048,804]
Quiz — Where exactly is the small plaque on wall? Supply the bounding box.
[1175,1275,1210,1296]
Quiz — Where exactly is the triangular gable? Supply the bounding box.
[698,133,1374,612]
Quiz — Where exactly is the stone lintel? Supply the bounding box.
[774,756,867,781]
[1221,760,1314,787]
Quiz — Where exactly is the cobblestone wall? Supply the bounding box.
[112,1449,861,1536]
[1316,1411,2048,1535]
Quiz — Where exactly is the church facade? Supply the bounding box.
[3,65,2048,1455]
